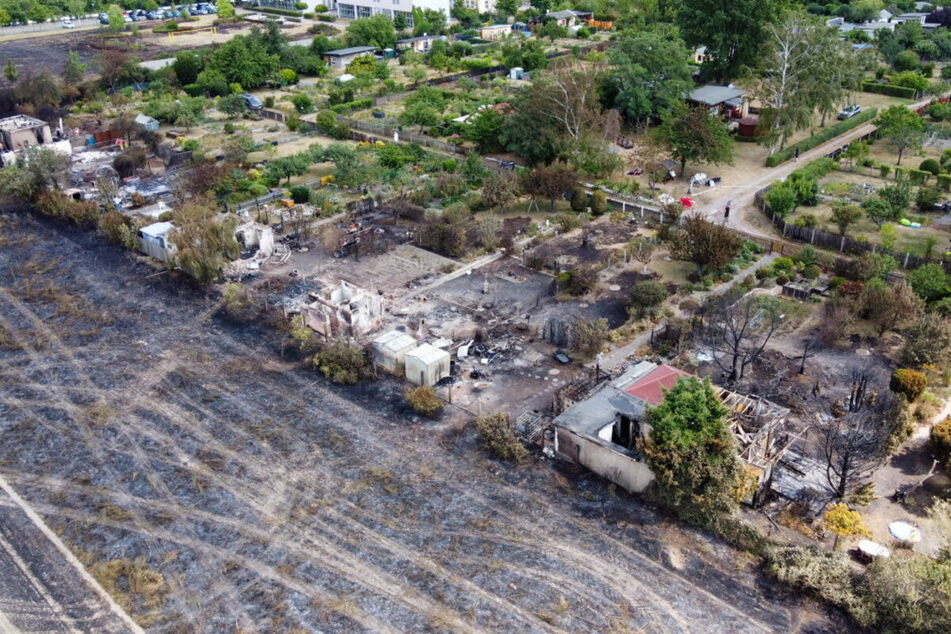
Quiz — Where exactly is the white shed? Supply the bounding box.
[404,343,451,387]
[372,330,417,375]
[138,221,175,262]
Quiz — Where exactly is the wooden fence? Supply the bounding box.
[755,186,951,273]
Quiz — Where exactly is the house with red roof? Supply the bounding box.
[553,361,789,500]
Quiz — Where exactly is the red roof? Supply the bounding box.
[623,365,691,405]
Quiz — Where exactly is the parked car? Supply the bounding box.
[554,349,572,365]
[240,93,263,110]
[62,20,76,28]
[837,104,862,120]
[934,201,951,212]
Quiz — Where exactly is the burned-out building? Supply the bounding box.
[554,361,790,502]
[302,280,384,338]
[0,115,53,152]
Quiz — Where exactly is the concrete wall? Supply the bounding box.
[556,428,655,493]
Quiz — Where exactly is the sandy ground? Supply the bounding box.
[0,211,841,632]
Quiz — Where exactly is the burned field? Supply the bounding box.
[0,212,833,632]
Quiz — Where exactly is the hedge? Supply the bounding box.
[789,157,837,181]
[329,98,373,113]
[861,81,917,99]
[317,13,336,21]
[765,108,877,167]
[254,7,303,16]
[937,174,951,191]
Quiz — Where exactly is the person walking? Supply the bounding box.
[724,201,732,220]
[795,147,800,162]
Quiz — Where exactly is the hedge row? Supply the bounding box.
[861,81,917,99]
[765,108,877,167]
[789,157,836,181]
[253,7,304,17]
[329,98,373,113]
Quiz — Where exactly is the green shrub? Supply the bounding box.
[776,274,789,285]
[920,158,941,175]
[773,256,795,272]
[765,111,876,167]
[476,413,526,462]
[590,190,608,216]
[861,81,917,98]
[264,95,275,108]
[879,164,892,178]
[315,109,337,133]
[570,187,588,212]
[937,173,951,191]
[291,93,314,114]
[931,417,951,468]
[313,341,371,384]
[801,264,820,279]
[629,280,666,319]
[890,368,927,401]
[288,185,310,203]
[405,386,443,417]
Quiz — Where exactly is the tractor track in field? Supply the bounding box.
[0,211,840,632]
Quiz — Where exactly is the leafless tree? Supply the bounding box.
[796,336,819,375]
[626,236,655,273]
[531,58,610,143]
[704,293,783,383]
[812,370,895,499]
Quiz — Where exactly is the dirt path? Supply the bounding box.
[0,213,837,632]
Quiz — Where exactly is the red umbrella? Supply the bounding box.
[679,197,694,208]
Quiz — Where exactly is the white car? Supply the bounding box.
[62,20,76,28]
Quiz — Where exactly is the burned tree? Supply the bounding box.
[704,293,782,383]
[813,370,895,500]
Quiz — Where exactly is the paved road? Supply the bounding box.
[0,17,100,40]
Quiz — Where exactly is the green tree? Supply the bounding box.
[3,60,17,83]
[677,0,783,82]
[876,105,926,165]
[657,103,734,174]
[62,51,86,87]
[463,108,505,153]
[496,0,519,17]
[862,197,895,227]
[107,4,124,33]
[822,503,870,550]
[206,36,279,89]
[907,263,950,302]
[765,183,797,218]
[629,280,666,319]
[398,102,440,133]
[346,13,396,49]
[641,377,748,522]
[172,50,203,86]
[218,93,248,117]
[216,0,234,19]
[607,28,693,122]
[830,202,863,236]
[902,312,951,367]
[168,197,239,285]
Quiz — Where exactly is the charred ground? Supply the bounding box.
[0,211,838,632]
